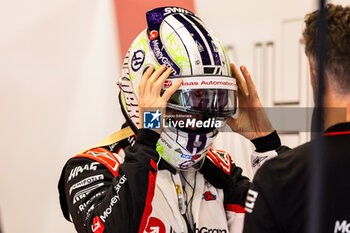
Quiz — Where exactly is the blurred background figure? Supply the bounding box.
[1,0,350,232]
[243,3,350,233]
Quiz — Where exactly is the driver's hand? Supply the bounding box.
[138,64,183,134]
[226,63,274,140]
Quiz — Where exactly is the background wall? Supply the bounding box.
[1,0,349,232]
[0,1,122,232]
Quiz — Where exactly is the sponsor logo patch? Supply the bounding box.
[78,191,105,212]
[149,30,158,40]
[191,154,201,160]
[69,174,104,195]
[73,183,104,204]
[194,225,227,233]
[202,191,216,201]
[162,77,237,90]
[99,175,127,223]
[68,162,99,182]
[151,40,177,75]
[252,155,268,167]
[163,80,172,89]
[109,142,118,152]
[180,154,201,160]
[206,149,232,175]
[92,216,104,233]
[119,53,139,125]
[245,189,258,213]
[164,7,193,16]
[77,148,121,177]
[131,50,145,72]
[145,217,166,233]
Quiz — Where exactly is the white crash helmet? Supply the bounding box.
[118,6,237,170]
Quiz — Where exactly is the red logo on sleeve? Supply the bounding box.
[92,216,104,233]
[76,148,121,177]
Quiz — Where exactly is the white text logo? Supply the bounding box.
[164,7,193,16]
[245,189,258,213]
[164,118,222,129]
[334,220,350,233]
[195,227,227,233]
[68,162,99,181]
[100,175,127,222]
[73,183,104,204]
[69,175,104,194]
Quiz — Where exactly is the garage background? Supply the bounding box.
[1,0,349,232]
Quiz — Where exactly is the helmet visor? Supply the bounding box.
[163,76,238,117]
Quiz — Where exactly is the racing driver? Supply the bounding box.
[58,7,286,233]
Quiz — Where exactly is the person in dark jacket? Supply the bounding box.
[243,4,350,233]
